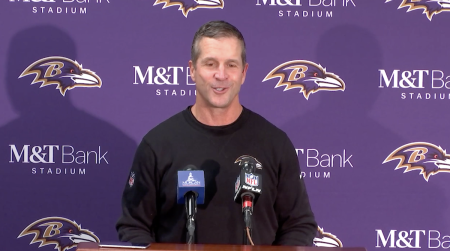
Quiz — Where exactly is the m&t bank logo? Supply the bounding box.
[376,229,450,249]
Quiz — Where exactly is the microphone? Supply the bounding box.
[177,165,205,244]
[233,156,262,245]
[233,159,262,204]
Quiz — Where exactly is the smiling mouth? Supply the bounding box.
[213,87,227,92]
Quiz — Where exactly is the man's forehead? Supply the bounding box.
[197,37,243,59]
[198,36,242,47]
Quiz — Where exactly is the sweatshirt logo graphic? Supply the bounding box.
[263,60,345,100]
[383,142,450,181]
[129,171,136,187]
[153,0,224,17]
[18,217,100,251]
[313,226,343,247]
[385,0,450,20]
[19,56,102,96]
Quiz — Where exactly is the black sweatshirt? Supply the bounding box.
[116,106,317,245]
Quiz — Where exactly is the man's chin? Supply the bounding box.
[210,98,241,109]
[195,93,239,110]
[210,103,232,109]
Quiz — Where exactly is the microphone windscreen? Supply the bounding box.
[177,166,205,204]
[183,164,198,171]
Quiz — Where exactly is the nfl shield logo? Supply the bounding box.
[129,171,135,187]
[245,173,258,186]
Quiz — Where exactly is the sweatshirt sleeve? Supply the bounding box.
[272,135,317,246]
[116,139,158,243]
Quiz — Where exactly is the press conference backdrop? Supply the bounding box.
[1,1,449,250]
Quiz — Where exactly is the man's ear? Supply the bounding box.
[241,63,249,85]
[188,60,196,82]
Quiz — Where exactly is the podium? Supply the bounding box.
[76,242,366,251]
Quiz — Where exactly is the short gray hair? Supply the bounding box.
[191,20,246,66]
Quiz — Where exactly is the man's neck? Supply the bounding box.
[191,104,243,126]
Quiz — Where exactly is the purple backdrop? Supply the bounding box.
[1,1,450,250]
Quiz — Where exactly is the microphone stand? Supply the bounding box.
[241,193,254,245]
[185,192,197,244]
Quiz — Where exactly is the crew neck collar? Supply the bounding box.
[183,106,250,136]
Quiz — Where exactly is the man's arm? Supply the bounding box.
[116,140,158,243]
[273,136,317,246]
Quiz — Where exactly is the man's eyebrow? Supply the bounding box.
[199,57,241,65]
[226,59,241,64]
[200,57,217,63]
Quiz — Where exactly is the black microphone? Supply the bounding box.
[234,158,262,205]
[177,165,205,244]
[233,156,262,245]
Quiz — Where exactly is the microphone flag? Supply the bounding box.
[177,170,205,204]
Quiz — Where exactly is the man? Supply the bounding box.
[116,20,317,246]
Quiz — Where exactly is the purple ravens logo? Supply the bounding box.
[384,142,450,181]
[19,56,102,96]
[313,226,343,247]
[153,0,224,17]
[263,60,345,100]
[18,217,100,251]
[385,0,450,20]
[235,155,262,174]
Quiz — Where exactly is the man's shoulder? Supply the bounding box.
[142,109,188,141]
[245,107,287,137]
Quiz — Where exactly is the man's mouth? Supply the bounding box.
[213,87,227,92]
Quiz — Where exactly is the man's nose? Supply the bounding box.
[214,65,228,80]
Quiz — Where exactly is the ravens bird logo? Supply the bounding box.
[235,155,262,174]
[385,0,450,20]
[263,60,345,100]
[383,142,450,181]
[153,0,224,17]
[18,217,100,251]
[313,226,343,247]
[19,56,102,96]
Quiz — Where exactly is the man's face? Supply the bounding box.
[189,36,248,110]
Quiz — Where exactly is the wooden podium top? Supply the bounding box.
[76,242,366,251]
